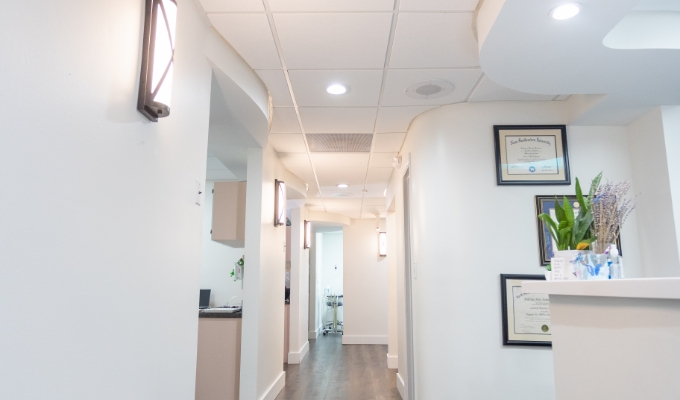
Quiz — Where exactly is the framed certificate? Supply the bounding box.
[500,274,552,346]
[494,125,570,185]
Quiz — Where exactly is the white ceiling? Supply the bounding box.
[477,0,680,125]
[201,0,567,218]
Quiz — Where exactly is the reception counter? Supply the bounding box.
[195,311,242,400]
[523,278,680,400]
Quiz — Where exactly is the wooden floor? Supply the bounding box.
[275,334,401,400]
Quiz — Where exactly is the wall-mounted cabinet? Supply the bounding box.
[212,182,246,248]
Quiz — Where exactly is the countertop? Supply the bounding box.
[198,309,242,318]
[522,278,680,300]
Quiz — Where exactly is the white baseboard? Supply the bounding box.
[396,372,406,399]
[260,371,286,400]
[387,353,398,369]
[308,325,322,340]
[287,341,309,364]
[341,335,389,345]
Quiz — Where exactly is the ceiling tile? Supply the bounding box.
[289,70,384,107]
[278,153,316,183]
[382,69,483,106]
[271,108,301,133]
[362,181,389,199]
[376,106,437,132]
[200,0,265,12]
[369,152,398,168]
[373,133,406,152]
[399,0,479,11]
[209,14,282,69]
[299,107,377,133]
[316,198,363,207]
[269,0,395,11]
[468,75,556,102]
[310,153,369,186]
[367,167,393,180]
[390,13,479,69]
[256,70,293,107]
[268,133,307,153]
[273,13,393,69]
[362,198,387,206]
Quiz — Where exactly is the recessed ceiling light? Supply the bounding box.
[550,3,581,20]
[326,84,348,95]
[337,183,348,188]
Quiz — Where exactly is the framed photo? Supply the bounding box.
[535,195,622,266]
[500,274,551,347]
[494,125,570,185]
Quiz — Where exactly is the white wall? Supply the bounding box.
[662,106,680,274]
[287,207,310,364]
[321,232,344,294]
[627,107,680,276]
[308,232,325,338]
[389,101,645,400]
[239,146,287,400]
[342,219,389,345]
[0,1,227,398]
[200,181,245,308]
[386,212,399,369]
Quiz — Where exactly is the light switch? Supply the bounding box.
[195,181,203,206]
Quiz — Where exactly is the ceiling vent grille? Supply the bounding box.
[306,134,373,153]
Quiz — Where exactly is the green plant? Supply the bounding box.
[538,173,602,251]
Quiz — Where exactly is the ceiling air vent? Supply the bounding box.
[306,134,373,153]
[405,79,455,100]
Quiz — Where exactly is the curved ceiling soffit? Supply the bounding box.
[205,31,271,148]
[474,0,680,105]
[306,210,351,227]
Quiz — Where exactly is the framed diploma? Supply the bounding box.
[535,195,622,266]
[500,274,552,346]
[494,125,570,185]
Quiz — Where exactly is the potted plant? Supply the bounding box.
[538,174,601,279]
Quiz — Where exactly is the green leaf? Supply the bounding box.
[554,197,566,224]
[558,227,572,250]
[588,172,603,201]
[562,196,575,229]
[539,213,560,244]
[575,177,588,215]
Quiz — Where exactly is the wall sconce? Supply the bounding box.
[379,232,387,257]
[304,220,311,249]
[274,180,286,227]
[137,0,178,122]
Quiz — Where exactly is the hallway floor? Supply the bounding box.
[276,335,400,400]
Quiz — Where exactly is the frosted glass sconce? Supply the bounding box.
[275,180,286,227]
[379,232,387,257]
[304,220,311,249]
[137,0,177,121]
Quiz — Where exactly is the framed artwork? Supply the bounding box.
[535,195,622,266]
[500,274,552,347]
[494,125,570,185]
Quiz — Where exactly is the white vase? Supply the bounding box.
[552,250,588,280]
[544,271,552,281]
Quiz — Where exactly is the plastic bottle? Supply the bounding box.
[609,244,624,279]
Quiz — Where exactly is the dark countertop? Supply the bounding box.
[198,309,242,318]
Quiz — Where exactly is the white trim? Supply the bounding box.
[287,341,309,364]
[387,353,398,369]
[308,325,322,340]
[342,335,388,345]
[396,372,406,399]
[259,371,286,400]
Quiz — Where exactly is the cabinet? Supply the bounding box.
[212,182,246,248]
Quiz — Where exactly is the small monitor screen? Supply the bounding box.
[199,289,211,309]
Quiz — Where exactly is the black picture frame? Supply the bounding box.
[535,195,622,266]
[494,125,571,186]
[500,274,551,347]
